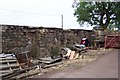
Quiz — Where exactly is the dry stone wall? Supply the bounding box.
[1,25,94,59]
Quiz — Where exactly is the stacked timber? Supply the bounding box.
[0,53,41,80]
[0,53,20,78]
[38,57,63,69]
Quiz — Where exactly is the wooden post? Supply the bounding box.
[61,14,63,29]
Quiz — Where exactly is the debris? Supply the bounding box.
[0,53,15,58]
[15,51,31,69]
[38,57,63,68]
[0,53,20,78]
[0,52,41,80]
[41,61,63,69]
[1,63,39,80]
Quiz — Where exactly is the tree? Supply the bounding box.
[73,2,120,30]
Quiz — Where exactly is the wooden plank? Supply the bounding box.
[42,61,63,69]
[0,60,17,64]
[0,70,11,74]
[39,58,62,64]
[0,63,19,70]
[14,69,41,79]
[39,60,53,64]
[1,65,37,79]
[0,58,16,60]
[39,57,53,61]
[7,61,12,71]
[0,68,20,78]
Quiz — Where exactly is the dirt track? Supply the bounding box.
[33,49,118,78]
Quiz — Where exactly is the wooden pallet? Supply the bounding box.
[0,56,22,77]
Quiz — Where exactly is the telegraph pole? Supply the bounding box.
[61,14,63,29]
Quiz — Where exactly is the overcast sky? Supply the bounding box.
[0,0,93,30]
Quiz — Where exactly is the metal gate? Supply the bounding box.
[105,35,120,48]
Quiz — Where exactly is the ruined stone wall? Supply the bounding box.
[1,25,94,59]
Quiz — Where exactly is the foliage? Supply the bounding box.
[73,1,120,30]
[51,46,60,56]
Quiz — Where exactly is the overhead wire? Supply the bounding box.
[0,8,60,16]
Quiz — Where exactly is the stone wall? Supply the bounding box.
[0,26,2,53]
[1,25,94,59]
